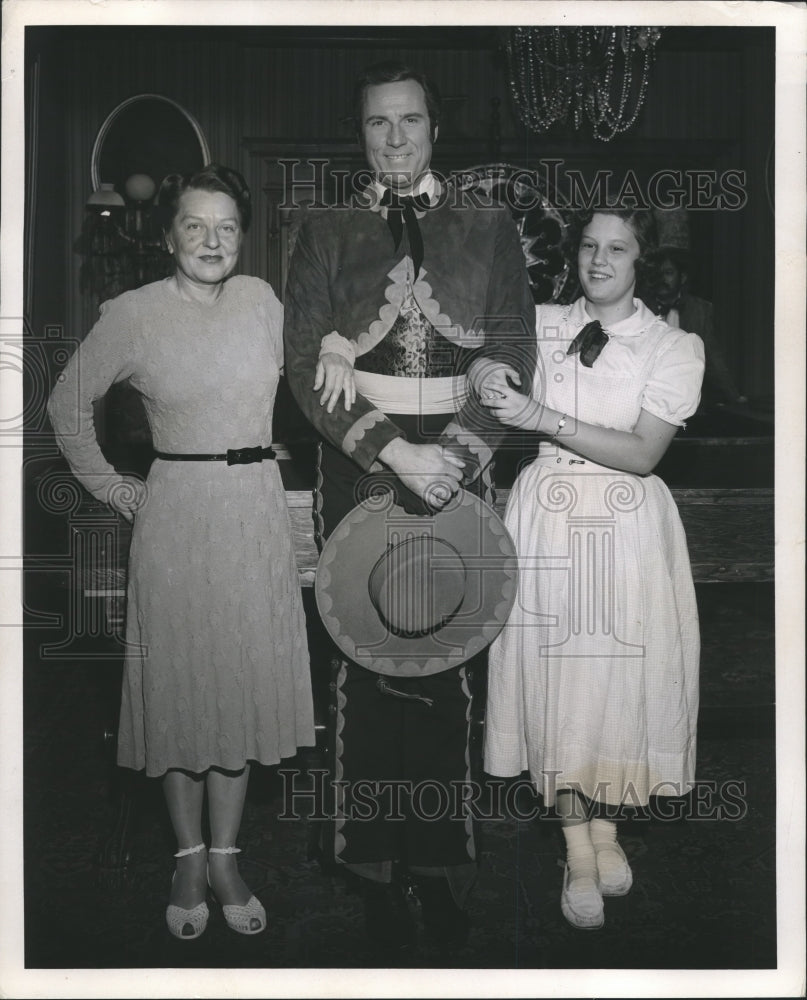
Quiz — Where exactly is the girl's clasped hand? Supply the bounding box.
[478,373,543,431]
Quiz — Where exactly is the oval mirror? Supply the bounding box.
[91,93,211,195]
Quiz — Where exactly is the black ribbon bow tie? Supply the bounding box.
[567,320,610,367]
[380,188,432,278]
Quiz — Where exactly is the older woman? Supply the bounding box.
[480,208,705,930]
[48,164,316,940]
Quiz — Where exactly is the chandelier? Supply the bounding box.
[505,26,663,142]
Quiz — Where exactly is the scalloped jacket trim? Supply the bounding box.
[341,409,388,456]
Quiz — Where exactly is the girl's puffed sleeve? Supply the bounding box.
[47,294,139,505]
[642,328,706,426]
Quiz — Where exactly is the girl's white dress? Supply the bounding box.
[484,298,705,806]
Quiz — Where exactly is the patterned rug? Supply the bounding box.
[21,583,776,972]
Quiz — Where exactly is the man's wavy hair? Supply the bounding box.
[155,163,252,234]
[561,207,661,305]
[352,60,442,141]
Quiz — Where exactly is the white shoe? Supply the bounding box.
[219,894,267,936]
[166,894,209,939]
[594,840,633,896]
[560,864,604,930]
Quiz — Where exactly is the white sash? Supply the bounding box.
[353,371,468,415]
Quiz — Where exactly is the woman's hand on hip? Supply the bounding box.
[107,475,148,523]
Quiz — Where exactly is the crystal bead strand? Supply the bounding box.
[504,26,661,142]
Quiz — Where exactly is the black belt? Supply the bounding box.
[154,445,276,466]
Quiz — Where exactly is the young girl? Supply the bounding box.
[479,208,705,930]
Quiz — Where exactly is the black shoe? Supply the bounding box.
[361,878,416,957]
[415,877,470,950]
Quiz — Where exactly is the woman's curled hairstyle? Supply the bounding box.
[155,163,252,234]
[563,206,661,302]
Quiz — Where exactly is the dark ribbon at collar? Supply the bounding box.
[380,188,432,278]
[567,320,610,367]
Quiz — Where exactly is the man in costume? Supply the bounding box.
[284,60,535,954]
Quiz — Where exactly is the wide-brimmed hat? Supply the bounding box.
[315,488,518,676]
